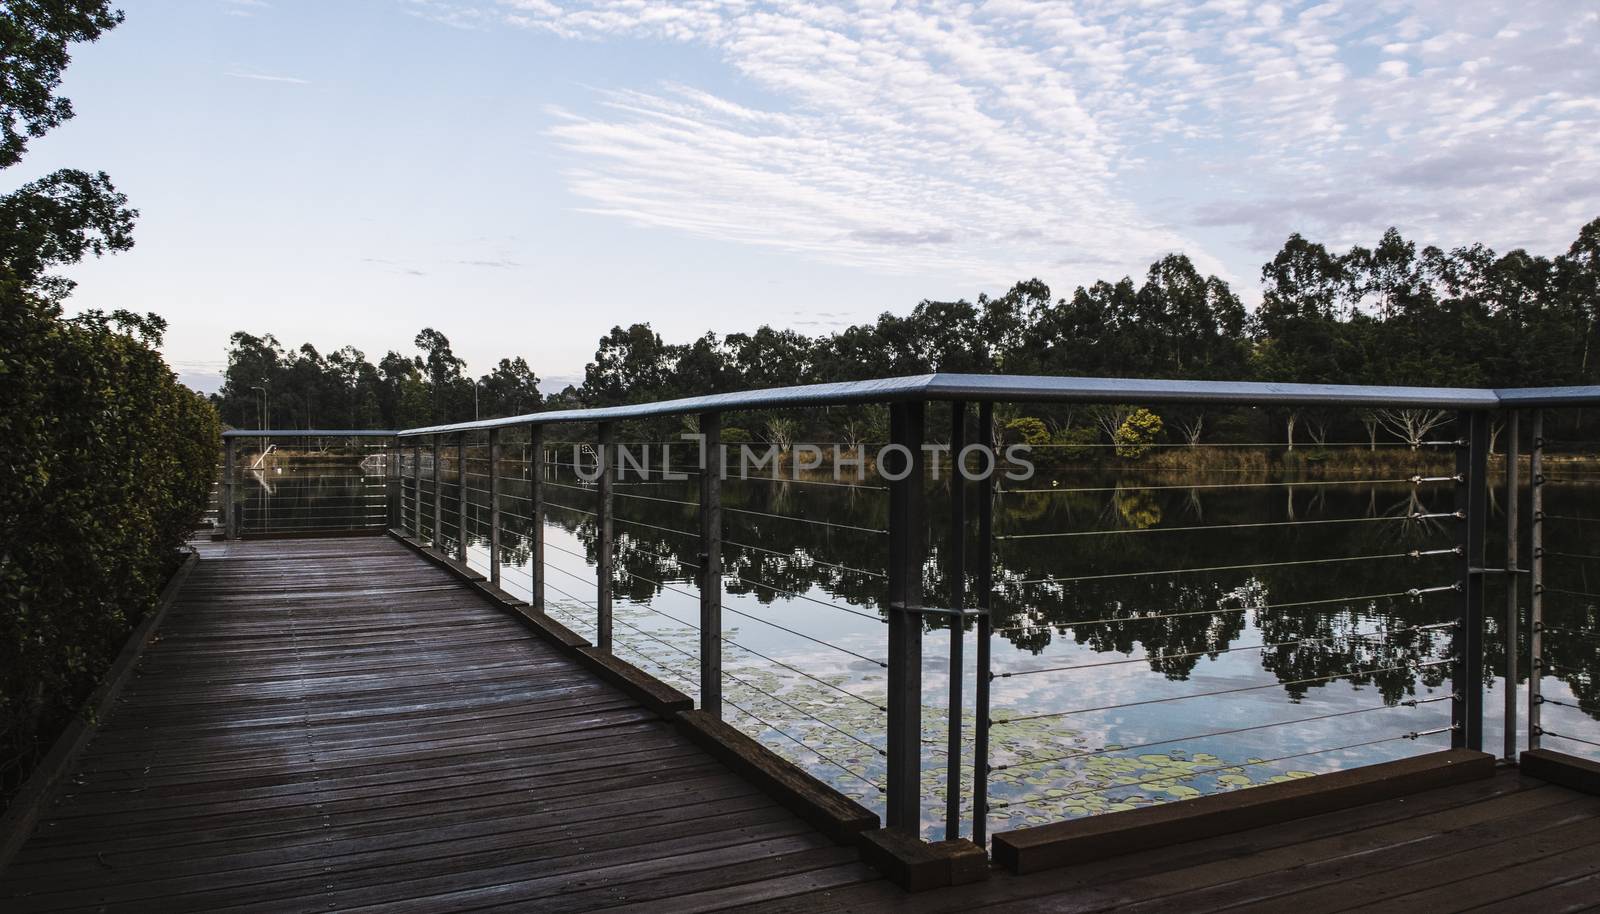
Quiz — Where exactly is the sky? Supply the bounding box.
[11,0,1599,393]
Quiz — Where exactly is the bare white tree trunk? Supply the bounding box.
[1360,411,1380,451]
[1375,408,1451,450]
[1305,415,1330,448]
[1092,404,1139,446]
[1176,412,1205,447]
[766,417,796,462]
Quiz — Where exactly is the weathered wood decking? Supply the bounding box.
[769,766,1600,912]
[3,537,1598,912]
[0,538,877,912]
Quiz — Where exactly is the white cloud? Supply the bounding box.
[423,0,1600,286]
[225,71,309,84]
[221,0,271,17]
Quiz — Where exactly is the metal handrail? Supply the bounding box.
[213,376,1600,853]
[210,375,1600,439]
[223,428,398,437]
[391,373,1569,437]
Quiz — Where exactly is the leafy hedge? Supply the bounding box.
[0,287,220,806]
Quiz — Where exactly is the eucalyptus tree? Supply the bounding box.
[478,357,542,418]
[0,2,131,301]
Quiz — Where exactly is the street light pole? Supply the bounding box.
[250,384,268,456]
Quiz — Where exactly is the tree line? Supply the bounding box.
[218,328,542,431]
[218,217,1600,449]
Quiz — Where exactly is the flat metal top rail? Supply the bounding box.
[393,372,1594,439]
[222,429,399,438]
[216,374,1600,441]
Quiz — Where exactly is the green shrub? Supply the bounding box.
[1114,408,1163,459]
[1004,417,1051,448]
[1050,425,1100,461]
[0,293,219,805]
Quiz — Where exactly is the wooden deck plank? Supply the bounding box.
[1111,787,1600,914]
[0,537,880,912]
[739,769,1570,914]
[1461,872,1600,913]
[1286,821,1600,914]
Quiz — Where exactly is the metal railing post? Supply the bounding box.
[223,437,237,539]
[698,412,724,717]
[1503,411,1520,763]
[488,428,502,588]
[387,437,400,531]
[1454,410,1489,751]
[1529,411,1544,751]
[432,435,442,549]
[596,422,614,652]
[457,433,469,562]
[973,400,993,850]
[412,443,422,539]
[530,424,545,612]
[945,401,966,841]
[886,400,926,832]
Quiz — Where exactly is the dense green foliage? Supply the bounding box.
[0,1,122,169]
[0,2,220,804]
[217,329,542,429]
[220,219,1600,449]
[0,303,219,799]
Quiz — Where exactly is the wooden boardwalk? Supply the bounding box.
[0,538,878,912]
[4,536,1598,912]
[762,766,1600,913]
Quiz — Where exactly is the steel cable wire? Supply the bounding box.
[996,622,1458,678]
[722,696,885,792]
[997,513,1458,541]
[991,658,1456,724]
[1010,550,1459,586]
[992,694,1454,773]
[992,727,1455,809]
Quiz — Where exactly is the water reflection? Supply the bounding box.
[232,446,388,535]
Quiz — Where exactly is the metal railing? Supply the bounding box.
[219,374,1600,847]
[220,431,396,537]
[1527,415,1600,758]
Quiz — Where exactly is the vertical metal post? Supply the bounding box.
[395,438,405,531]
[699,412,724,717]
[596,422,614,652]
[530,424,545,611]
[1453,410,1489,751]
[945,401,966,841]
[416,442,427,535]
[431,435,442,550]
[1529,411,1544,751]
[223,437,237,539]
[1503,411,1520,763]
[973,400,993,851]
[886,400,926,832]
[457,434,469,562]
[387,438,400,531]
[488,428,502,588]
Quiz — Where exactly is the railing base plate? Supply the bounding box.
[1521,748,1600,795]
[857,828,989,891]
